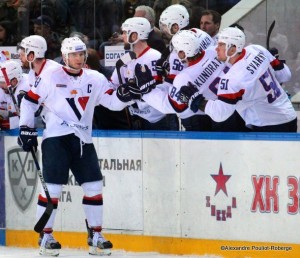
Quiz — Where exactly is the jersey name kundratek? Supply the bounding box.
[194,57,222,87]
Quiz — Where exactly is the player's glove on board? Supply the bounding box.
[179,82,205,113]
[135,64,156,95]
[18,126,38,152]
[155,58,170,78]
[116,83,142,102]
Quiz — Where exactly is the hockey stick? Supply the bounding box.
[266,20,275,50]
[115,51,136,128]
[115,51,136,84]
[1,67,53,233]
[31,149,54,233]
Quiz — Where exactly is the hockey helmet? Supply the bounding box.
[218,27,245,54]
[172,30,200,60]
[0,60,23,90]
[159,4,189,35]
[190,28,214,51]
[121,17,151,45]
[19,35,47,59]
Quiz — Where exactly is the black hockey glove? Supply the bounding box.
[116,83,142,102]
[155,58,170,77]
[18,126,38,152]
[135,63,156,95]
[17,90,27,108]
[179,82,205,113]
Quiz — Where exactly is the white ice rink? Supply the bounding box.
[0,247,221,258]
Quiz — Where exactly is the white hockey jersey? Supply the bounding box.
[20,67,129,143]
[143,48,226,119]
[205,44,296,126]
[166,50,188,82]
[0,73,30,115]
[111,47,168,123]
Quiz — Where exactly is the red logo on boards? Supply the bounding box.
[206,163,237,221]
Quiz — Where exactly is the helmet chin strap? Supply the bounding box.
[225,44,238,64]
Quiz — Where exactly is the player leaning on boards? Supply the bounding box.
[0,60,30,129]
[179,27,297,132]
[110,17,179,130]
[140,29,223,131]
[17,36,134,256]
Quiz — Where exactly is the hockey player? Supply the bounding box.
[111,17,179,130]
[156,4,190,83]
[180,27,297,132]
[0,59,30,129]
[141,29,225,131]
[17,36,135,256]
[18,35,62,87]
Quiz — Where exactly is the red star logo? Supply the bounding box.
[211,163,231,196]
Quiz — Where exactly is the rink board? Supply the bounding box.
[2,130,300,257]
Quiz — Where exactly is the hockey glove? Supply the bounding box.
[155,58,170,78]
[17,90,27,108]
[116,83,142,102]
[179,82,205,113]
[18,126,38,152]
[135,64,156,95]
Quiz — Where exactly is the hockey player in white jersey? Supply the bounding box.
[156,4,190,83]
[18,35,62,88]
[180,27,297,132]
[17,36,135,256]
[111,17,179,130]
[141,29,225,131]
[0,60,30,129]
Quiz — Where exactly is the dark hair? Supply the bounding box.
[86,48,101,72]
[230,23,244,32]
[200,10,222,25]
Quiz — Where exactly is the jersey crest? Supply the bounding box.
[66,95,90,120]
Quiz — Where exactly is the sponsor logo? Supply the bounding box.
[8,147,38,211]
[206,163,237,221]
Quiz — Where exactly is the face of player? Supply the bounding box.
[216,42,226,61]
[18,49,30,69]
[200,14,219,37]
[67,51,86,70]
[0,78,17,94]
[216,42,236,62]
[122,31,138,45]
[177,51,186,63]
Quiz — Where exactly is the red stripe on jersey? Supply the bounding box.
[270,58,284,71]
[218,89,245,104]
[188,51,205,66]
[233,49,246,64]
[153,75,161,82]
[137,46,150,58]
[83,194,103,201]
[38,194,59,205]
[168,95,188,113]
[27,90,40,101]
[35,60,47,76]
[105,89,114,95]
[166,74,176,80]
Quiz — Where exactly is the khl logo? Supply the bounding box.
[8,147,38,211]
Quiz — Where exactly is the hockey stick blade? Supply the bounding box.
[31,149,54,233]
[266,20,275,50]
[34,201,54,233]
